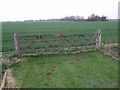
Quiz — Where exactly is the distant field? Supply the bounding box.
[2,20,118,52]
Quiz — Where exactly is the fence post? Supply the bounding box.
[0,70,7,89]
[96,29,101,49]
[14,33,21,56]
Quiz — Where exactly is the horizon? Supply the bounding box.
[0,17,118,22]
[0,0,119,21]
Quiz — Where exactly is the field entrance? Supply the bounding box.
[14,30,101,56]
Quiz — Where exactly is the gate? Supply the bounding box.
[14,29,101,56]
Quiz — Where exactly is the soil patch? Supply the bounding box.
[69,57,88,62]
[6,69,16,88]
[52,65,58,69]
[46,72,52,76]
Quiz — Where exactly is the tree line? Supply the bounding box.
[1,14,108,22]
[22,14,108,22]
[60,14,108,21]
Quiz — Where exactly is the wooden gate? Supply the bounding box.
[14,29,101,56]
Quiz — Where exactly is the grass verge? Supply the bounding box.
[12,51,118,88]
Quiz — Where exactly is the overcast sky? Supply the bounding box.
[0,0,119,21]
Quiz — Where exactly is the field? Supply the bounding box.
[2,20,118,88]
[13,51,118,88]
[2,20,118,52]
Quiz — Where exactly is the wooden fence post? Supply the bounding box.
[14,33,21,56]
[96,29,101,49]
[0,70,7,89]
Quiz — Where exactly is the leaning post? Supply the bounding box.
[14,33,21,57]
[96,29,101,49]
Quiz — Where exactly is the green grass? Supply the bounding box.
[12,51,118,88]
[2,20,118,88]
[2,20,118,52]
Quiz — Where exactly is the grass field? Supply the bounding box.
[2,20,118,88]
[13,51,118,88]
[2,20,118,52]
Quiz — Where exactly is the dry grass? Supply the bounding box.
[6,69,16,88]
[100,43,119,60]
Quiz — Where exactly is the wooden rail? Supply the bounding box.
[19,37,96,43]
[19,32,97,37]
[20,45,97,53]
[19,41,97,48]
[21,49,97,56]
[14,29,101,56]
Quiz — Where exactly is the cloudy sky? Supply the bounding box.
[0,0,119,21]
